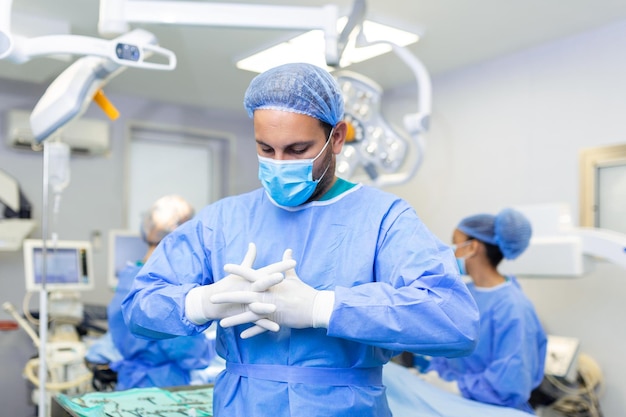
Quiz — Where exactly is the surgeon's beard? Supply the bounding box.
[305,141,336,203]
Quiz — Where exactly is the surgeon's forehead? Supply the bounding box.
[253,109,325,140]
[452,229,469,243]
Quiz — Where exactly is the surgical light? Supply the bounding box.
[236,17,420,74]
[333,36,432,187]
[335,71,409,181]
[26,28,175,143]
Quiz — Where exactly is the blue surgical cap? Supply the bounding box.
[457,208,532,260]
[243,63,344,127]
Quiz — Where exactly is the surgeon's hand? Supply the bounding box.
[212,249,335,332]
[184,243,295,336]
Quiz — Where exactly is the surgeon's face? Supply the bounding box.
[452,229,476,256]
[254,109,346,200]
[254,110,333,160]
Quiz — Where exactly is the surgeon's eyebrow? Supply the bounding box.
[256,139,317,154]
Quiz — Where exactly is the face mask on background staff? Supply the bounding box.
[451,240,473,276]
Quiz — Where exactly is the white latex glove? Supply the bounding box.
[185,243,296,336]
[212,249,335,332]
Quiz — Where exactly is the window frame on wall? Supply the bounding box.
[123,121,235,230]
[579,143,626,233]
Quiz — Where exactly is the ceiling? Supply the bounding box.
[4,0,626,113]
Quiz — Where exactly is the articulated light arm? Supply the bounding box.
[29,28,175,143]
[0,0,170,69]
[336,0,366,61]
[0,0,14,59]
[4,33,175,70]
[99,0,341,66]
[1,0,177,143]
[392,41,432,186]
[575,227,626,270]
[499,204,626,276]
[346,33,432,188]
[500,227,626,276]
[2,31,175,72]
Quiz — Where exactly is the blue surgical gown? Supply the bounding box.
[123,184,480,416]
[427,277,547,413]
[108,263,213,391]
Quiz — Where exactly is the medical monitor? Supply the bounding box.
[107,229,148,289]
[23,239,94,292]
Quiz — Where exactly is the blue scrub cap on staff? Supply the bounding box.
[243,63,344,127]
[457,208,532,260]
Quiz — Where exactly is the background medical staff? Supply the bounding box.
[422,208,547,414]
[122,63,480,417]
[106,195,213,390]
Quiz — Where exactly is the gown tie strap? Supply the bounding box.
[226,362,383,386]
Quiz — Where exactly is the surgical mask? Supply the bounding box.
[456,257,467,276]
[258,129,333,207]
[451,240,472,276]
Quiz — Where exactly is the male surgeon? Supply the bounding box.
[123,62,479,416]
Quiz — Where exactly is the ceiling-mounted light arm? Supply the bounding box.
[4,33,175,70]
[335,0,367,65]
[390,42,432,133]
[0,0,176,141]
[355,33,432,187]
[98,0,341,65]
[29,28,171,144]
[0,0,168,71]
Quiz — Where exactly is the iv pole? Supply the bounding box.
[38,142,50,417]
[2,5,173,416]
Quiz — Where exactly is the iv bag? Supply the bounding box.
[46,141,71,193]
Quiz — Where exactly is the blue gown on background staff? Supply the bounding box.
[108,194,213,390]
[428,276,546,412]
[108,262,213,390]
[426,208,547,413]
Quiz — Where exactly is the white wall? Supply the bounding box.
[385,19,626,416]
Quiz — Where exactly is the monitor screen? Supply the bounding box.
[23,239,94,292]
[107,230,148,289]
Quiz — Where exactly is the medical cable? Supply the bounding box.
[544,353,604,417]
[23,357,93,392]
[2,301,40,347]
[0,305,90,397]
[22,290,42,325]
[0,305,88,394]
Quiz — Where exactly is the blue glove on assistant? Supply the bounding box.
[185,243,295,336]
[211,249,335,334]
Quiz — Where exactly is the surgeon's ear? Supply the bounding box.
[331,121,347,154]
[467,240,481,257]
